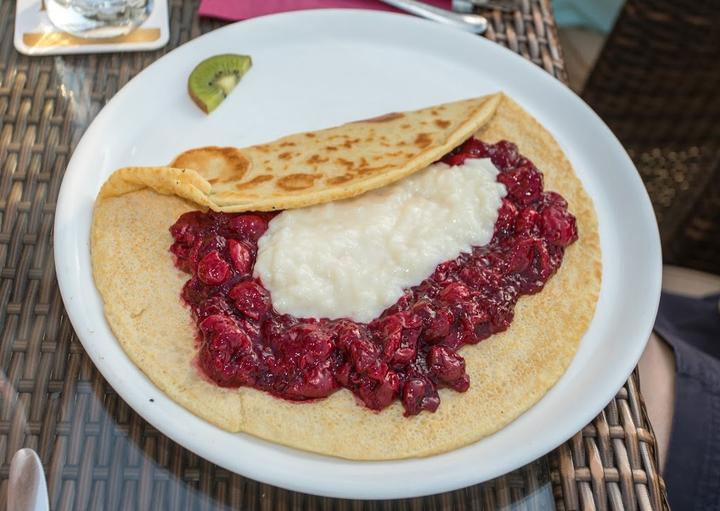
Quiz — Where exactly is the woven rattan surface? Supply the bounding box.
[0,0,666,509]
[582,0,720,276]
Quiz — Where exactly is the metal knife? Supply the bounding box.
[8,449,50,511]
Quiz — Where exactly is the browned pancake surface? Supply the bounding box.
[98,94,502,212]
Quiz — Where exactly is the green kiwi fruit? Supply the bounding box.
[188,54,252,114]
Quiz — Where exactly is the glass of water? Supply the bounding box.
[46,0,152,38]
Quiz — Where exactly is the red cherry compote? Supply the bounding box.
[169,139,578,416]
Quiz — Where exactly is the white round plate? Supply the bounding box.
[54,10,661,500]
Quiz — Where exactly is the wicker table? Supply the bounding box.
[0,1,669,509]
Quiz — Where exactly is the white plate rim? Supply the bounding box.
[53,9,662,500]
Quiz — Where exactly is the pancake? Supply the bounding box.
[98,94,501,212]
[91,94,601,459]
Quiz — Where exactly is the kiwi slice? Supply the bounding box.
[188,54,252,114]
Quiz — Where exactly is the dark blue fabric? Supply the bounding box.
[654,291,720,511]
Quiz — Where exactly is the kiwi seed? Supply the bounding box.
[188,54,252,114]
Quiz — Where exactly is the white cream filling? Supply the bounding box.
[253,158,507,322]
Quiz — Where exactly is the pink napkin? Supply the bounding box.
[198,0,453,21]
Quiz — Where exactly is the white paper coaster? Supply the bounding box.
[14,0,169,56]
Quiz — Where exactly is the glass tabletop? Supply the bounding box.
[0,0,576,508]
[3,374,556,509]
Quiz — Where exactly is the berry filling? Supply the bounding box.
[169,139,578,416]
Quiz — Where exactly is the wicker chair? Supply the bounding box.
[581,0,720,275]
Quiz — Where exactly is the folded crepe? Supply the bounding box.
[91,93,601,460]
[98,94,502,211]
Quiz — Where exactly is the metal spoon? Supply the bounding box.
[378,0,488,34]
[8,449,49,511]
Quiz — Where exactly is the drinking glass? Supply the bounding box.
[46,0,152,38]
